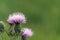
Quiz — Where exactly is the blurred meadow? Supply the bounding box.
[0,0,60,40]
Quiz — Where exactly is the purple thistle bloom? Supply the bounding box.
[22,28,33,37]
[7,15,15,24]
[7,12,26,24]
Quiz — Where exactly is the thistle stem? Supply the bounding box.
[22,35,26,40]
[8,25,14,36]
[14,23,21,34]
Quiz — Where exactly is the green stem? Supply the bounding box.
[14,23,21,34]
[8,25,14,36]
[0,32,2,40]
[22,35,26,40]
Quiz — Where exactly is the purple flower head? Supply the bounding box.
[22,28,33,37]
[7,12,26,24]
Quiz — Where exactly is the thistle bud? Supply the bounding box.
[0,21,4,32]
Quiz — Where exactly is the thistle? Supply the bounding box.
[7,12,26,34]
[22,28,33,40]
[7,12,33,40]
[0,21,4,32]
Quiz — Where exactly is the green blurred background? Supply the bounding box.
[0,0,60,40]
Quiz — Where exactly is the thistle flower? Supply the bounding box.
[7,12,26,24]
[22,28,33,37]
